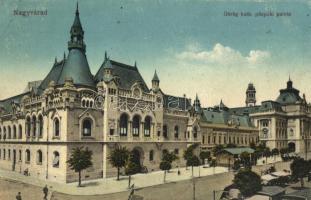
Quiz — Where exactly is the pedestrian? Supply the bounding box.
[43,185,48,199]
[16,192,22,200]
[177,165,181,175]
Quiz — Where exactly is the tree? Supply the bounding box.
[159,161,172,182]
[109,146,130,181]
[233,169,262,197]
[210,158,217,174]
[290,158,310,188]
[67,147,93,187]
[263,147,271,164]
[162,151,178,164]
[271,148,279,161]
[125,155,141,188]
[226,143,237,148]
[240,151,251,168]
[187,155,200,177]
[213,145,224,163]
[199,151,210,165]
[183,144,198,170]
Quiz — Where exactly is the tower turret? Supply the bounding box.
[68,2,86,52]
[193,94,201,113]
[152,70,160,92]
[245,83,256,107]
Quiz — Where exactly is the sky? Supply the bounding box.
[0,0,311,107]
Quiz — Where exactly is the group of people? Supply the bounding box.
[16,185,49,200]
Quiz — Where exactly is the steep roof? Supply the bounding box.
[95,59,149,92]
[201,109,254,128]
[163,94,191,111]
[0,92,28,114]
[57,49,95,87]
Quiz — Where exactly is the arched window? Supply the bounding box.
[144,116,151,136]
[82,100,86,107]
[13,125,16,139]
[19,150,22,161]
[26,116,31,137]
[132,115,140,136]
[163,125,168,138]
[53,151,60,168]
[82,119,92,136]
[174,126,179,139]
[54,118,60,137]
[149,150,154,161]
[3,127,6,140]
[90,101,93,108]
[25,149,30,163]
[38,115,43,138]
[8,126,11,139]
[37,150,43,164]
[119,114,128,136]
[18,125,22,139]
[86,100,89,107]
[193,126,198,139]
[32,115,37,137]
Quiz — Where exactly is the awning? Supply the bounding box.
[271,171,290,177]
[261,174,278,181]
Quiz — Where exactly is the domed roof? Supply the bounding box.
[276,79,302,105]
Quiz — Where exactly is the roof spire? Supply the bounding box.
[76,2,79,15]
[105,51,107,60]
[134,61,137,68]
[63,52,66,60]
[152,70,159,82]
[54,57,57,64]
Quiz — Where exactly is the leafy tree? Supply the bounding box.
[109,146,130,180]
[187,155,200,177]
[125,158,140,188]
[226,143,237,148]
[280,148,289,155]
[183,144,198,169]
[211,158,217,174]
[271,148,279,161]
[233,169,262,197]
[263,147,271,164]
[199,151,210,164]
[160,161,171,182]
[240,151,251,168]
[290,158,310,188]
[67,147,93,187]
[162,151,178,164]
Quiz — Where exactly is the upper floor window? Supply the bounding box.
[26,116,31,137]
[174,126,179,139]
[18,125,22,139]
[32,116,37,137]
[13,125,16,139]
[25,149,30,163]
[54,118,60,137]
[53,151,60,168]
[163,125,168,138]
[82,119,92,137]
[144,116,151,136]
[193,126,198,139]
[8,126,11,139]
[119,114,128,136]
[38,115,43,138]
[132,115,140,137]
[37,150,43,165]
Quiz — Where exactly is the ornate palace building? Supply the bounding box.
[231,79,311,153]
[0,5,258,183]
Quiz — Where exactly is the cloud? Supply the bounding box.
[176,43,270,67]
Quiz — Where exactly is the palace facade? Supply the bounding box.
[0,5,259,183]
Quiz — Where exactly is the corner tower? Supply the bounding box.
[245,83,256,107]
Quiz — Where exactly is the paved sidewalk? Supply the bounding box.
[0,166,228,196]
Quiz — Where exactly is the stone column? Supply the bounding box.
[128,121,132,141]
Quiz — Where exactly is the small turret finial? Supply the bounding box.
[54,57,57,64]
[105,51,107,60]
[134,61,137,68]
[76,2,79,15]
[63,52,66,60]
